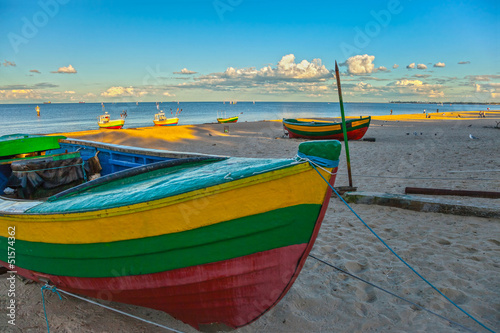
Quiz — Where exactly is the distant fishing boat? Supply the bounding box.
[43,101,51,104]
[217,116,238,123]
[217,110,239,123]
[0,134,341,331]
[98,111,125,129]
[153,110,179,126]
[79,101,85,104]
[283,116,371,140]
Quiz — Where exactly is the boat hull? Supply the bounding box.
[283,116,371,140]
[0,139,340,330]
[98,119,125,129]
[217,116,238,123]
[154,117,179,126]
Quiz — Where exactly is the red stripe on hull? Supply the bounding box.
[5,245,306,329]
[99,126,123,129]
[4,169,338,330]
[288,126,369,140]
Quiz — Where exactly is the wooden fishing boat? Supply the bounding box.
[0,134,341,331]
[283,116,371,140]
[217,116,238,123]
[153,110,179,126]
[98,112,125,129]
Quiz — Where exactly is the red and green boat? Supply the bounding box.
[217,116,238,123]
[0,134,341,331]
[283,116,371,140]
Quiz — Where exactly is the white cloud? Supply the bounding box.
[30,69,41,74]
[393,64,399,69]
[406,63,415,69]
[344,54,376,75]
[174,68,197,75]
[395,79,424,86]
[434,62,445,68]
[64,91,75,94]
[417,64,427,70]
[101,86,148,97]
[378,66,388,72]
[256,54,331,79]
[3,60,16,67]
[353,82,373,91]
[51,64,77,74]
[0,89,39,100]
[162,92,175,96]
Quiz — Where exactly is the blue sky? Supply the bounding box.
[0,0,498,103]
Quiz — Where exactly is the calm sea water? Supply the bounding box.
[0,102,493,136]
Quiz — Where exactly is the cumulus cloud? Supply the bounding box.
[458,61,470,65]
[434,62,445,68]
[163,92,175,96]
[0,89,38,100]
[51,64,77,74]
[393,64,399,69]
[166,54,332,96]
[30,69,41,74]
[64,91,75,94]
[417,64,427,70]
[378,66,389,72]
[406,63,415,69]
[174,68,197,75]
[3,60,16,67]
[394,79,424,87]
[101,86,148,97]
[343,54,376,75]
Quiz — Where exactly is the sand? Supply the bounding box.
[1,111,499,332]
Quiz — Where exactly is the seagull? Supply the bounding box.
[469,134,479,140]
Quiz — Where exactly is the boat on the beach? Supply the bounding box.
[282,116,371,140]
[98,111,125,129]
[153,110,179,126]
[217,115,239,123]
[0,133,341,331]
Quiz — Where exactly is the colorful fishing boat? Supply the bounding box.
[217,116,238,123]
[283,116,371,140]
[98,112,125,129]
[0,134,341,331]
[153,110,179,126]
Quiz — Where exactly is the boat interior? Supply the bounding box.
[0,136,223,201]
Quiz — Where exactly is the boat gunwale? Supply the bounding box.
[2,160,313,218]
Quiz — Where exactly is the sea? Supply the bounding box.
[0,102,494,136]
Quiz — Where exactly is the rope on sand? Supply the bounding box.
[305,160,495,333]
[40,284,184,333]
[308,254,476,333]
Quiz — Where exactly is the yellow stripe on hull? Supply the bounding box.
[0,163,332,244]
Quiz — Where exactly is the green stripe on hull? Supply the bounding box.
[0,204,321,278]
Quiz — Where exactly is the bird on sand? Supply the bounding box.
[469,134,480,140]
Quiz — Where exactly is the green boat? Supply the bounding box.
[0,134,66,158]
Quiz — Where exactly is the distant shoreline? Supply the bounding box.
[389,101,499,105]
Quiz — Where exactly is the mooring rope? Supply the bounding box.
[40,285,62,333]
[305,159,495,333]
[308,254,476,333]
[41,284,184,333]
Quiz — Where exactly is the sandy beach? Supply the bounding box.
[1,111,499,332]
